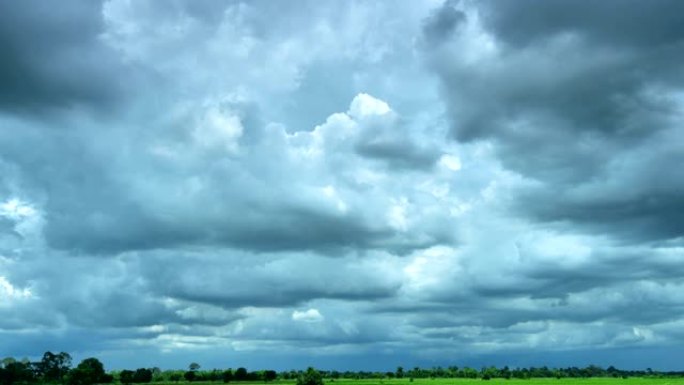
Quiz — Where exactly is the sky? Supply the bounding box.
[1,0,684,372]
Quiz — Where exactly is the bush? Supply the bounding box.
[184,372,196,382]
[133,369,153,383]
[120,370,135,385]
[67,358,107,385]
[297,368,323,385]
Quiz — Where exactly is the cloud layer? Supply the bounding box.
[1,0,683,370]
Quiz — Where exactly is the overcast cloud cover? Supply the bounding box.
[1,0,684,371]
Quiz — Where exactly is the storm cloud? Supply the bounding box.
[1,0,684,371]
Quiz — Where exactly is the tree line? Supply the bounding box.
[0,354,322,385]
[374,365,684,380]
[1,353,111,385]
[3,351,684,385]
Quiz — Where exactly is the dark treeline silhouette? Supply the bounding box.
[317,365,684,380]
[3,351,684,385]
[1,353,112,385]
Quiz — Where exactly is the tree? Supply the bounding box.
[396,367,404,379]
[0,358,16,369]
[234,368,248,382]
[481,367,498,380]
[184,371,196,382]
[67,358,107,385]
[205,369,220,382]
[133,369,153,383]
[297,368,323,385]
[501,367,511,380]
[222,370,233,383]
[264,371,277,382]
[0,361,35,385]
[120,370,135,385]
[37,351,72,382]
[151,368,163,382]
[188,364,201,372]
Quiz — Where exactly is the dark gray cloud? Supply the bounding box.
[421,0,466,46]
[478,0,684,49]
[354,136,441,171]
[141,250,402,308]
[423,0,684,243]
[0,0,130,112]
